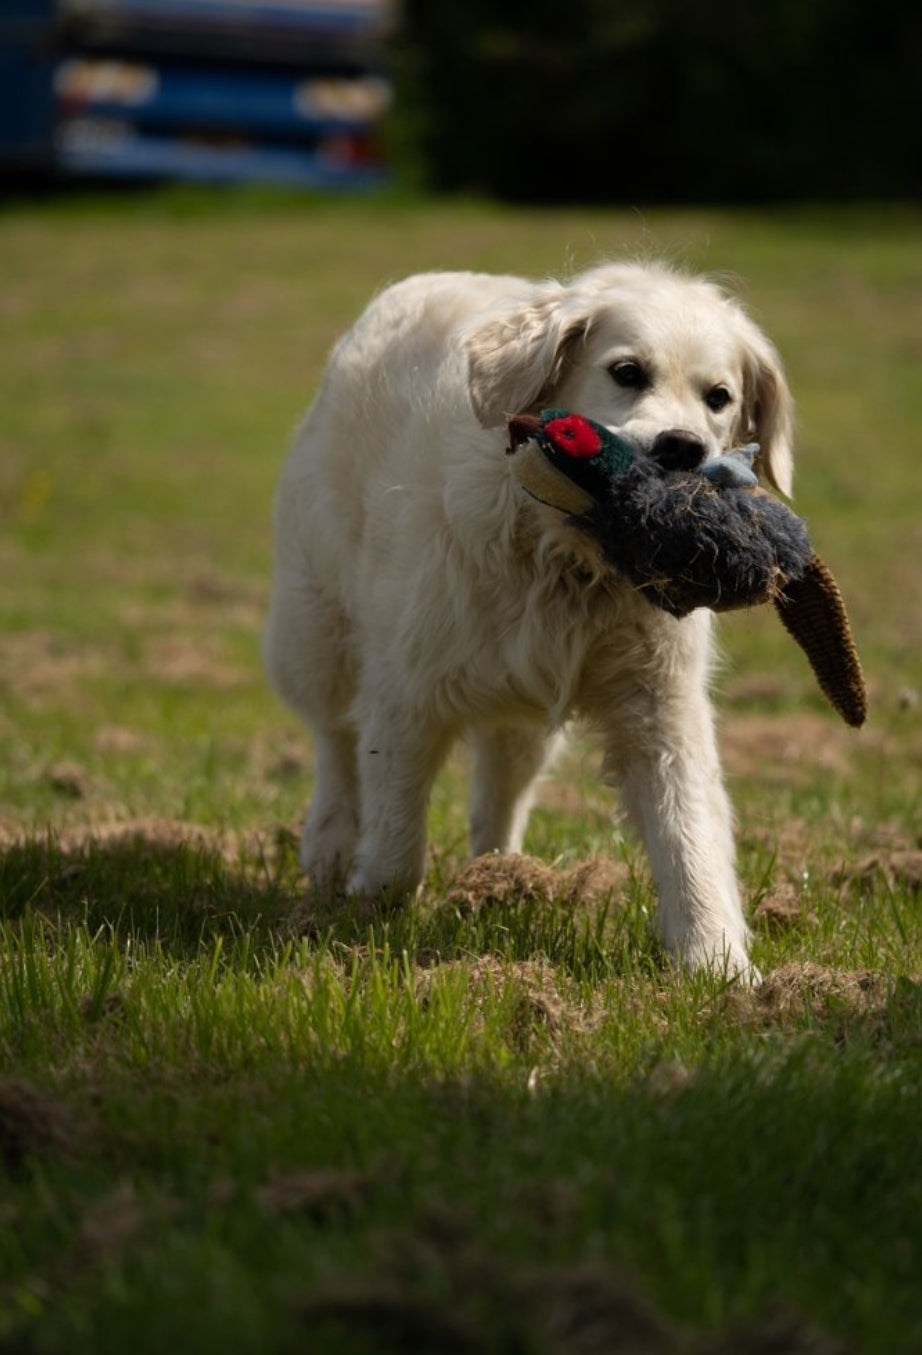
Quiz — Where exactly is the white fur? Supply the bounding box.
[264,262,794,977]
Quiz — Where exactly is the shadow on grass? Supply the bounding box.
[0,828,299,954]
[3,1030,917,1355]
[0,828,656,978]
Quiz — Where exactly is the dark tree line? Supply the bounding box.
[393,1,922,202]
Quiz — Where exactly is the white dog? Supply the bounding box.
[264,262,793,976]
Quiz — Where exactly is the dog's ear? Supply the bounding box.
[740,333,795,496]
[465,288,590,427]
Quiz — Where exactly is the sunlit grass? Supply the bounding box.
[1,191,921,1353]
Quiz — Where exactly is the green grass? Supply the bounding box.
[1,190,922,1354]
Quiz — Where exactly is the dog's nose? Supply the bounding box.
[650,429,708,471]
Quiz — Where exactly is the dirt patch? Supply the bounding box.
[0,1078,76,1172]
[738,817,820,876]
[724,961,896,1030]
[527,1264,678,1355]
[439,852,630,915]
[751,882,818,932]
[724,707,922,803]
[57,816,230,853]
[740,818,922,893]
[290,852,630,948]
[255,1169,370,1221]
[830,849,922,895]
[0,631,111,700]
[760,962,889,1020]
[0,816,259,863]
[300,1256,676,1355]
[298,1256,843,1355]
[539,1273,848,1355]
[722,673,798,710]
[299,1283,479,1354]
[0,819,295,928]
[75,1182,144,1263]
[47,760,92,799]
[0,626,248,704]
[142,635,248,689]
[286,883,390,939]
[414,957,575,1059]
[704,1311,848,1355]
[723,713,854,785]
[644,1059,696,1099]
[93,725,158,756]
[79,991,128,1024]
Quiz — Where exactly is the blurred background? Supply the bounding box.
[1,0,395,191]
[2,0,920,202]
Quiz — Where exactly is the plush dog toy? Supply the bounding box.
[507,409,867,728]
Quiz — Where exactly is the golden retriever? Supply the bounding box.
[264,262,793,977]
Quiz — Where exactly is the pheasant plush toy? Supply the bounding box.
[507,409,867,728]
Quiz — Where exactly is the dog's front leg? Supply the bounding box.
[603,682,754,980]
[346,692,455,903]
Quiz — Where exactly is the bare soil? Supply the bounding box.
[439,851,631,915]
[414,955,570,1050]
[723,960,922,1033]
[255,1169,370,1221]
[297,1253,845,1355]
[0,1078,80,1173]
[830,850,922,894]
[0,815,258,862]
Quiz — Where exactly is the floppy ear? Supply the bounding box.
[466,287,590,428]
[740,334,795,496]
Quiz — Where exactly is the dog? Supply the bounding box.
[264,262,793,977]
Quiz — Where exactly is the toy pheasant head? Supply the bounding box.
[508,408,758,510]
[507,410,638,515]
[507,408,867,728]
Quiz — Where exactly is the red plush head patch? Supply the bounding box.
[544,414,602,459]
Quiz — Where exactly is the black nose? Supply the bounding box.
[650,429,708,472]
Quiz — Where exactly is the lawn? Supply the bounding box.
[1,190,921,1354]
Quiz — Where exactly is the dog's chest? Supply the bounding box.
[467,571,659,724]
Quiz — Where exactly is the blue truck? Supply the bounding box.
[0,0,394,188]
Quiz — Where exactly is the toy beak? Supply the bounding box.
[506,413,542,453]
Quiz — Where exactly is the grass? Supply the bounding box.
[1,188,921,1353]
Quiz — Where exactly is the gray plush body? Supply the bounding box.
[582,460,813,618]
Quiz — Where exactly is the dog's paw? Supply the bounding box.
[679,934,762,986]
[344,863,421,910]
[299,814,358,886]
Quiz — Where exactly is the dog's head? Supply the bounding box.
[466,263,794,495]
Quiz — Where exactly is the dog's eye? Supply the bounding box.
[610,360,649,391]
[705,385,733,412]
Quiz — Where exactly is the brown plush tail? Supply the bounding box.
[773,553,868,727]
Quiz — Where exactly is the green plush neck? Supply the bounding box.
[539,409,636,477]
